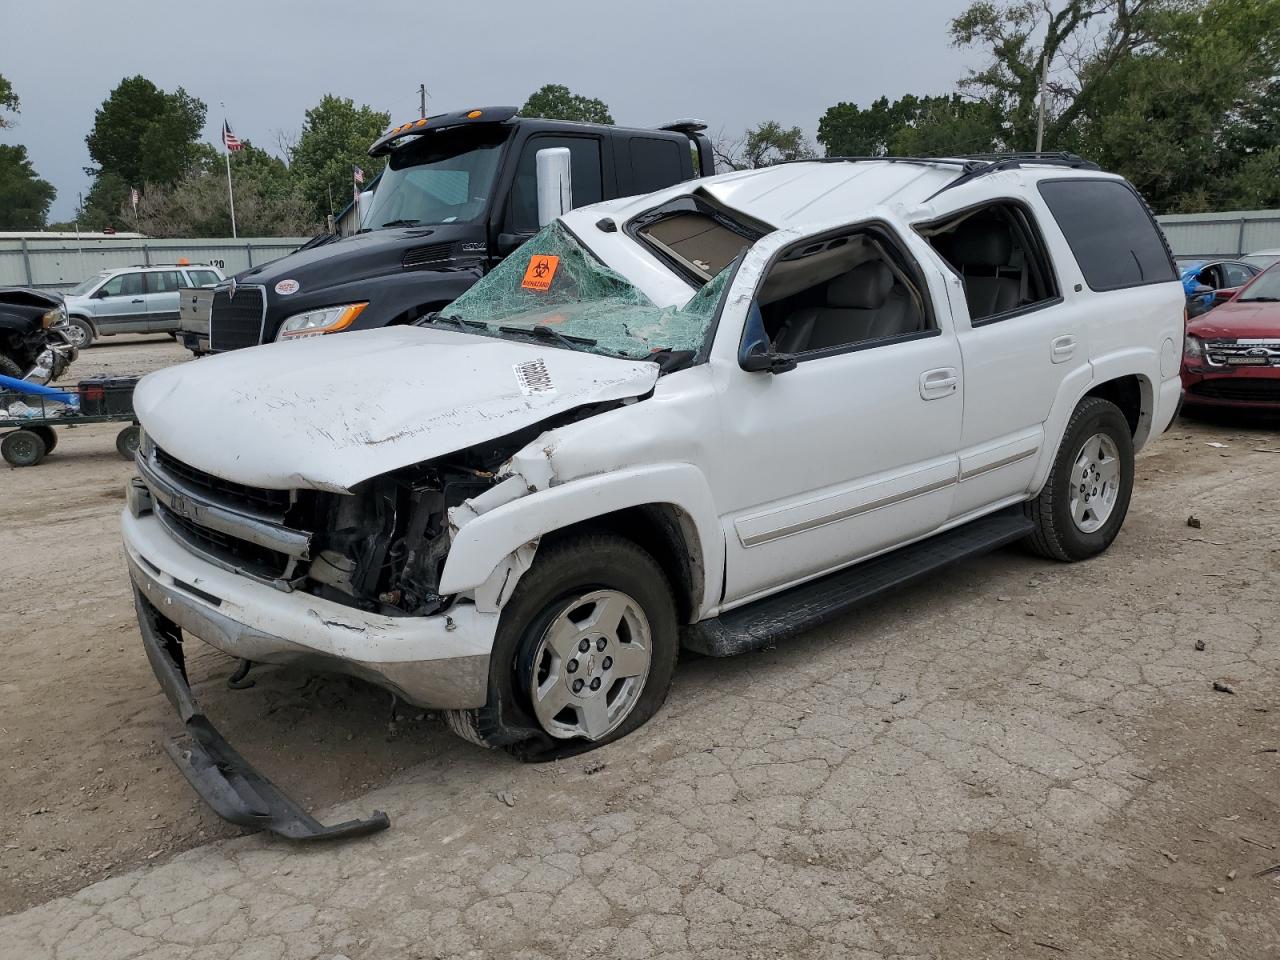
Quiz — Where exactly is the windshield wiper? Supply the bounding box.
[1241,296,1280,302]
[378,218,424,228]
[499,324,598,350]
[428,314,489,332]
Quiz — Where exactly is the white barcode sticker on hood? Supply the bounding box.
[513,358,555,395]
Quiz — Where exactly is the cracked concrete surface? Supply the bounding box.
[2,398,1278,957]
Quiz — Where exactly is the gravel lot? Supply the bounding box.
[1,335,1277,958]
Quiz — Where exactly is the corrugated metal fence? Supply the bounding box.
[0,236,310,293]
[1155,210,1280,258]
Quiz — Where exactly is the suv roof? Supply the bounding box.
[591,156,1124,234]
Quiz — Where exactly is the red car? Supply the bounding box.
[1182,264,1280,410]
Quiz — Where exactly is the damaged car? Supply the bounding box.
[1,287,79,383]
[122,153,1185,838]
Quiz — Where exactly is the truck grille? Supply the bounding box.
[155,446,291,515]
[209,284,266,351]
[157,503,293,580]
[1188,378,1280,403]
[1205,339,1280,368]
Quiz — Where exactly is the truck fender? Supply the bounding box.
[438,462,724,617]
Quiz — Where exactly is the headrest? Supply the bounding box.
[827,261,894,309]
[949,221,1013,268]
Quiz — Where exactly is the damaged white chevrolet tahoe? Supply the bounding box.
[123,154,1185,838]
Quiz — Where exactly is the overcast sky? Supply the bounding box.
[2,0,982,222]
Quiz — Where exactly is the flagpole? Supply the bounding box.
[221,108,238,239]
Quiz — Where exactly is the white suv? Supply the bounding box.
[122,155,1184,838]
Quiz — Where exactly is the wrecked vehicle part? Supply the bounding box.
[0,287,78,382]
[133,586,389,840]
[131,325,661,493]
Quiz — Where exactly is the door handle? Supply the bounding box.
[131,298,145,303]
[920,367,959,400]
[1051,335,1076,363]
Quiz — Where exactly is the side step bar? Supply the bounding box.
[683,508,1035,657]
[134,588,390,841]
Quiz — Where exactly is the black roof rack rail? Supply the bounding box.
[788,156,987,172]
[927,152,1099,199]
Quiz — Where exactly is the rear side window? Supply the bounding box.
[185,269,220,287]
[1037,180,1175,292]
[629,137,686,195]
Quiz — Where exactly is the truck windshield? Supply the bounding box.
[436,221,734,360]
[363,127,508,230]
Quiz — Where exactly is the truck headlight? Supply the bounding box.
[276,303,368,341]
[41,308,60,329]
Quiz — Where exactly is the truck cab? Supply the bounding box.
[208,106,714,351]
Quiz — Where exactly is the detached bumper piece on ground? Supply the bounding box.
[134,587,390,841]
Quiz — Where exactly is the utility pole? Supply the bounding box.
[419,83,427,119]
[1035,51,1049,152]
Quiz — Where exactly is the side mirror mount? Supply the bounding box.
[535,147,573,227]
[737,302,797,374]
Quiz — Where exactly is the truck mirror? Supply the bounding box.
[355,189,375,228]
[536,147,573,227]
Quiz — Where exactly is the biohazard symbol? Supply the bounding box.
[521,254,560,291]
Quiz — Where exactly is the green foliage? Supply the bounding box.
[715,121,815,171]
[0,72,18,128]
[0,144,56,229]
[85,76,207,186]
[520,84,614,124]
[818,94,1002,156]
[290,95,390,220]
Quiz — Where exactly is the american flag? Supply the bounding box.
[222,120,242,152]
[130,187,139,211]
[353,165,365,185]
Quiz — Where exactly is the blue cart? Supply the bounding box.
[0,374,140,467]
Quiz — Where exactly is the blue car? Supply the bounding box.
[1176,258,1260,317]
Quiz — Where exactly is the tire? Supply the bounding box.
[0,355,22,379]
[2,429,47,467]
[115,424,141,460]
[66,317,94,348]
[1025,397,1134,561]
[30,425,57,454]
[445,532,679,761]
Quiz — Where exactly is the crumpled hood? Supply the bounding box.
[134,327,659,492]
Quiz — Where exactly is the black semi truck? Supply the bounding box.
[208,106,715,350]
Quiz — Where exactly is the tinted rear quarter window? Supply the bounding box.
[629,137,686,195]
[1037,179,1175,291]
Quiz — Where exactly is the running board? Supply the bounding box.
[683,508,1035,658]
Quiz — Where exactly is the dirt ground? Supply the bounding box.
[1,335,1277,958]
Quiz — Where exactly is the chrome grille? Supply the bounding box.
[154,445,291,516]
[209,284,266,351]
[1204,339,1280,368]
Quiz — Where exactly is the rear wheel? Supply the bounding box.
[2,429,47,467]
[1025,397,1134,561]
[115,424,141,460]
[0,355,23,379]
[445,532,679,759]
[29,425,57,453]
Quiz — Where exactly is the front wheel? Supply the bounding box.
[445,532,679,759]
[65,317,94,348]
[1025,397,1134,561]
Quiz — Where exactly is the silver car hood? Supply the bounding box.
[133,327,659,492]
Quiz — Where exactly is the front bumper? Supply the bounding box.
[1181,364,1280,410]
[134,585,390,840]
[123,504,496,709]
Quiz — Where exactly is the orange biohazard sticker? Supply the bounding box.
[521,255,560,291]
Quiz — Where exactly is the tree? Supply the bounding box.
[818,94,1002,156]
[520,84,614,124]
[81,76,207,229]
[0,72,18,128]
[290,95,390,220]
[0,144,56,229]
[714,121,815,171]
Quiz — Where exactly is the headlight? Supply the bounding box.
[1183,334,1204,359]
[41,308,59,329]
[275,303,368,341]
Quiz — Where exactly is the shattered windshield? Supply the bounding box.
[436,221,733,360]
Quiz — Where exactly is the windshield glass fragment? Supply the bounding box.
[438,221,735,359]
